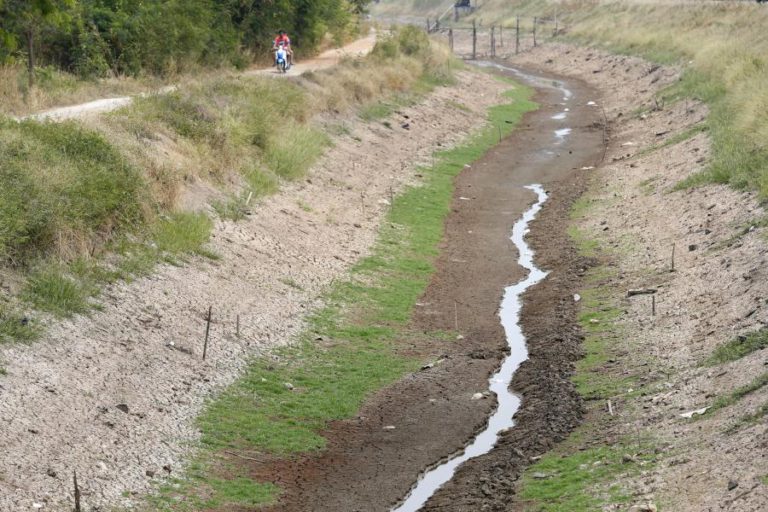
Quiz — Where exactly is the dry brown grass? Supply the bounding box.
[0,65,159,117]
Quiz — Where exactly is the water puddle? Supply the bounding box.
[554,127,572,142]
[392,185,549,512]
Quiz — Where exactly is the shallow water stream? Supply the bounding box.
[392,184,549,512]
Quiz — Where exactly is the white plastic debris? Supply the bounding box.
[680,407,709,419]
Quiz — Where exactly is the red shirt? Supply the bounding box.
[274,34,291,47]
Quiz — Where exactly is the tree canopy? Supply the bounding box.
[0,0,371,78]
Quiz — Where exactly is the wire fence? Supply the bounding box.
[426,16,562,59]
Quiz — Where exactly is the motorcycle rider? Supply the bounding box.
[273,29,294,67]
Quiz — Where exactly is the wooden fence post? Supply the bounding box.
[74,471,81,512]
[203,305,212,361]
[426,18,431,33]
[435,18,440,31]
[515,17,520,55]
[533,17,537,47]
[472,19,477,60]
[448,28,454,52]
[491,26,496,58]
[499,25,504,47]
[454,6,459,22]
[554,10,559,37]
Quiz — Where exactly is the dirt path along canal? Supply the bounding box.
[260,63,605,512]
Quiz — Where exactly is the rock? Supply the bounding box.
[383,425,396,431]
[471,393,484,400]
[622,454,635,463]
[532,472,549,479]
[146,469,156,478]
[284,382,294,391]
[728,479,739,491]
[162,464,172,474]
[688,244,698,252]
[629,504,657,512]
[46,468,57,478]
[115,403,130,414]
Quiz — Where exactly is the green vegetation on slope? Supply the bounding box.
[0,27,455,340]
[519,189,656,510]
[148,79,537,511]
[706,328,768,366]
[425,0,768,199]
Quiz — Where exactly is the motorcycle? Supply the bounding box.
[274,44,289,73]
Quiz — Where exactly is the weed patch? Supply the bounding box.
[704,371,768,417]
[23,268,93,318]
[725,401,768,434]
[0,306,40,343]
[705,328,768,366]
[519,433,657,511]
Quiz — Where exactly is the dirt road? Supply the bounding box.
[22,32,378,122]
[253,63,604,512]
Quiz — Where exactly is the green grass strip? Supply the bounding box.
[725,401,768,434]
[705,329,768,366]
[705,371,768,417]
[150,82,537,510]
[519,443,654,511]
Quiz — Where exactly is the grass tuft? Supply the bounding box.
[0,306,41,343]
[23,269,93,318]
[519,442,656,511]
[153,212,214,256]
[704,371,768,417]
[705,328,768,366]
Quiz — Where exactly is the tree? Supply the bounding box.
[0,0,75,87]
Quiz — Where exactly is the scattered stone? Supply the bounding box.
[688,244,698,252]
[162,465,172,474]
[383,425,396,431]
[115,404,130,414]
[46,468,57,478]
[284,382,294,391]
[471,393,484,400]
[146,469,155,478]
[532,472,549,479]
[629,504,657,512]
[728,479,739,491]
[622,454,635,463]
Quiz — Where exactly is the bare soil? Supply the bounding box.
[507,44,768,511]
[0,70,509,511]
[247,66,604,511]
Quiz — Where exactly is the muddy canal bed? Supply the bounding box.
[260,63,604,512]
